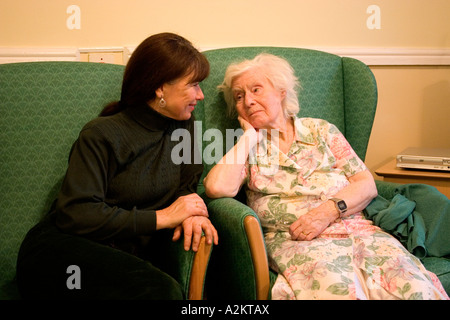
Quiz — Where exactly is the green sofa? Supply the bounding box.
[193,47,450,299]
[0,61,211,300]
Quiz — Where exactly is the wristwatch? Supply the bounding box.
[330,198,347,216]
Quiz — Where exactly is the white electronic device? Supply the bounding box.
[396,147,450,172]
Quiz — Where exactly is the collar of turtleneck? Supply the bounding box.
[125,102,174,132]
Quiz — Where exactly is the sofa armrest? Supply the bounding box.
[203,196,270,300]
[375,180,401,200]
[244,215,271,299]
[149,229,212,300]
[188,236,212,300]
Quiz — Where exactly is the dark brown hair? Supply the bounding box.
[100,33,210,116]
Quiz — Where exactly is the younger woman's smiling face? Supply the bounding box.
[153,72,205,121]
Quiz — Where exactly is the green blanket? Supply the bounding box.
[364,183,450,259]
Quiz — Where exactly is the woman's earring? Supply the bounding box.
[159,96,166,108]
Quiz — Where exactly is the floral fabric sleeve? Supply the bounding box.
[324,122,367,178]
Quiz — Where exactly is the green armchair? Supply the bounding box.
[194,47,450,299]
[0,61,211,300]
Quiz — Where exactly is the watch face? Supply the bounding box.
[337,201,347,210]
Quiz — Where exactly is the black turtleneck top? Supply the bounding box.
[54,103,203,242]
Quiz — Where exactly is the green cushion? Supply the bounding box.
[0,62,125,299]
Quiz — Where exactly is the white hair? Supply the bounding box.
[218,53,301,118]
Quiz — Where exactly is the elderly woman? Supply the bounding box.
[204,53,447,300]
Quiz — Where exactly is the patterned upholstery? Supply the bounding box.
[0,61,204,299]
[194,47,378,299]
[0,62,124,299]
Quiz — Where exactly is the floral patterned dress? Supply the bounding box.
[245,117,448,300]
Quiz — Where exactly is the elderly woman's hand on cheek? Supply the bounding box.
[238,116,264,145]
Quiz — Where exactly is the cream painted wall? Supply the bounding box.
[366,66,450,174]
[1,0,449,177]
[1,0,449,48]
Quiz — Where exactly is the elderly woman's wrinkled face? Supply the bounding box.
[231,68,286,130]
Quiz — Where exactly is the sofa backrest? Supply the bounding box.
[193,47,378,178]
[0,61,124,296]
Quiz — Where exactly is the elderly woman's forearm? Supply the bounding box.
[203,165,245,198]
[203,130,256,198]
[332,170,378,218]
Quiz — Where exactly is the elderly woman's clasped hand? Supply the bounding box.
[288,201,338,241]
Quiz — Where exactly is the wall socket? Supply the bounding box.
[78,48,125,64]
[88,52,116,64]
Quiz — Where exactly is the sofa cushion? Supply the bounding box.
[0,62,124,299]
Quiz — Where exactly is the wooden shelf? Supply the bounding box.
[375,159,450,198]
